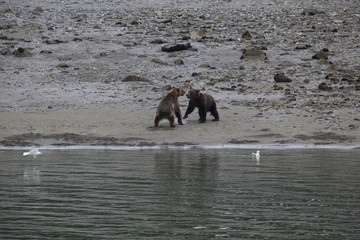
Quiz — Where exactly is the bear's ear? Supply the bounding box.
[170,85,175,89]
[196,89,200,96]
[190,86,193,90]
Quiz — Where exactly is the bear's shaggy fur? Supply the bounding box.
[154,86,184,127]
[183,87,219,123]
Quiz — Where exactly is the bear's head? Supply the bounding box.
[170,85,184,96]
[186,87,201,99]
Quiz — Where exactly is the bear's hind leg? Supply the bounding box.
[210,105,219,121]
[154,115,162,127]
[169,115,176,127]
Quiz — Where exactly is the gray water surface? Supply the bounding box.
[0,149,359,239]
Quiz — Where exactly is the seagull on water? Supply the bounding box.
[23,148,43,158]
[251,150,260,159]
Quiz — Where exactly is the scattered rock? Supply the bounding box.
[318,82,333,91]
[312,51,329,60]
[151,58,168,65]
[13,47,32,57]
[40,50,53,54]
[295,44,312,50]
[241,30,252,40]
[0,48,11,55]
[274,72,292,82]
[44,39,68,44]
[161,43,193,52]
[190,30,211,40]
[240,48,267,61]
[174,59,184,65]
[57,63,70,68]
[32,6,44,14]
[302,8,324,16]
[273,84,284,90]
[151,39,166,44]
[123,75,149,82]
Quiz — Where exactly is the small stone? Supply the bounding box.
[240,48,267,61]
[174,59,184,65]
[302,8,323,16]
[57,63,70,68]
[318,82,333,91]
[32,6,44,14]
[151,58,168,65]
[295,44,312,50]
[274,72,292,82]
[161,43,193,52]
[13,47,32,57]
[273,84,284,90]
[123,75,149,82]
[241,30,252,40]
[151,39,166,44]
[312,51,329,60]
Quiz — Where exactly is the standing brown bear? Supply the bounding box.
[154,86,184,127]
[183,87,219,123]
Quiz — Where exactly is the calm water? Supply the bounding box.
[0,148,359,239]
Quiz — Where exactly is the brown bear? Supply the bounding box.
[154,86,184,127]
[183,87,219,123]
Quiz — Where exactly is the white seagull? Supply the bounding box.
[23,148,43,158]
[251,150,260,159]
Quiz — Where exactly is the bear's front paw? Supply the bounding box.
[183,115,188,119]
[178,121,184,125]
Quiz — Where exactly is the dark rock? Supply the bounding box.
[151,39,166,44]
[13,47,32,57]
[312,51,329,60]
[274,72,292,82]
[241,30,252,40]
[40,50,53,54]
[123,75,149,82]
[57,63,70,68]
[240,48,267,61]
[302,8,324,16]
[273,84,284,90]
[295,44,312,50]
[174,59,184,65]
[161,43,193,52]
[161,19,172,24]
[44,39,67,44]
[318,82,333,91]
[73,38,83,42]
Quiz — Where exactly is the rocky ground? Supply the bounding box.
[0,0,359,147]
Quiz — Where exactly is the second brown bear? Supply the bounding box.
[183,87,219,123]
[154,86,184,127]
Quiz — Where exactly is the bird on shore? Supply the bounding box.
[251,150,260,159]
[23,148,43,158]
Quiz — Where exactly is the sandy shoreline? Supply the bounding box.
[1,0,359,148]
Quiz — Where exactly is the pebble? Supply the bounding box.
[274,72,292,83]
[161,43,193,52]
[240,48,267,61]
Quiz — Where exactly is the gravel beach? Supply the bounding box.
[1,0,359,147]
